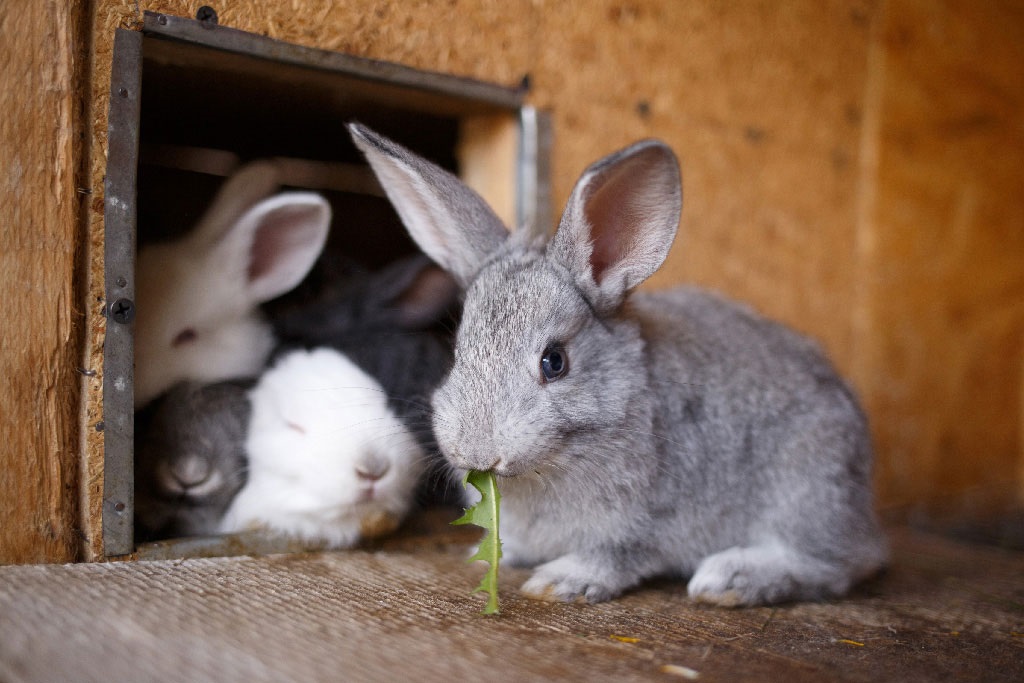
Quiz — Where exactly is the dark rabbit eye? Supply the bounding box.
[540,344,569,382]
[172,328,197,347]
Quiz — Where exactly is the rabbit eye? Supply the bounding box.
[540,344,569,382]
[172,328,197,347]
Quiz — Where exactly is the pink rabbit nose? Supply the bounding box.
[355,454,390,482]
[171,455,212,487]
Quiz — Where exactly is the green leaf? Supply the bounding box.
[451,469,502,614]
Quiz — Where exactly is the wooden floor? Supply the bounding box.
[1,519,1022,682]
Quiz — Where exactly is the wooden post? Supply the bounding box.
[0,0,90,564]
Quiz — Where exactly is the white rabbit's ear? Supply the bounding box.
[191,161,283,245]
[348,122,509,287]
[213,192,331,305]
[549,140,682,313]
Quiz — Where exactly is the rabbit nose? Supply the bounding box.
[355,454,390,482]
[171,455,212,487]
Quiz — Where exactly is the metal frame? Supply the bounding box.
[102,28,142,557]
[102,11,552,558]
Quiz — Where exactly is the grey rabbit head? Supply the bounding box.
[135,380,253,541]
[349,123,885,607]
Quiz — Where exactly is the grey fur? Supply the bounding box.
[135,380,253,541]
[349,123,887,606]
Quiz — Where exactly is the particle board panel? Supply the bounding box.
[65,0,1024,562]
[855,0,1024,518]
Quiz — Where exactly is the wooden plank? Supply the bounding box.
[0,0,89,563]
[1,525,1022,681]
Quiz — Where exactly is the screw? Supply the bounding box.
[115,276,127,288]
[196,6,218,24]
[114,501,126,513]
[157,14,167,26]
[118,87,128,98]
[108,298,135,324]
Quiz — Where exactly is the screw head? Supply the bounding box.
[196,6,218,24]
[108,298,135,324]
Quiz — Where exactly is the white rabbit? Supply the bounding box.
[134,162,330,407]
[218,347,424,547]
[349,123,887,606]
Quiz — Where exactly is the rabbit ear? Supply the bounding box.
[191,161,282,245]
[212,192,331,305]
[366,255,460,329]
[348,123,509,287]
[549,140,682,312]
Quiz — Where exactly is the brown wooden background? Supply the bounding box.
[2,0,1021,563]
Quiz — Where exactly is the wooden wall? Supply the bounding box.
[0,0,90,563]
[1,0,1021,562]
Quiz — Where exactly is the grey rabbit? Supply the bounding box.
[268,254,460,501]
[135,380,253,541]
[349,123,888,606]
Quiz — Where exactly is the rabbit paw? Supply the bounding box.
[688,543,842,607]
[520,555,630,604]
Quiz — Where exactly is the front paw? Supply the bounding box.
[519,555,630,604]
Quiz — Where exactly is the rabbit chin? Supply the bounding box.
[220,489,411,549]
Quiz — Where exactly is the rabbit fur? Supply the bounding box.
[269,253,459,499]
[349,123,887,606]
[134,379,253,541]
[134,161,330,408]
[218,347,424,548]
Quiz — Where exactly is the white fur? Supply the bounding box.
[219,348,423,548]
[134,163,330,408]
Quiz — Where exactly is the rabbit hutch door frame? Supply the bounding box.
[103,11,551,559]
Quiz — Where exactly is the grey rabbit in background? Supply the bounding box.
[349,123,888,606]
[268,254,460,501]
[135,380,253,541]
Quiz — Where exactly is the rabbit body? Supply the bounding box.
[350,124,887,606]
[135,380,253,541]
[219,347,424,547]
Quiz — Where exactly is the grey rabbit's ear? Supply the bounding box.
[549,140,682,313]
[348,123,509,286]
[370,255,460,329]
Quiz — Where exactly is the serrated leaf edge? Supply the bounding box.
[451,470,502,614]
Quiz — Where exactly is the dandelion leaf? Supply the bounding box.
[451,469,502,614]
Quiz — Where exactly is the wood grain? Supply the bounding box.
[0,0,89,563]
[59,0,1024,559]
[856,0,1024,519]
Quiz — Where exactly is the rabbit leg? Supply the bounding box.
[519,552,648,604]
[687,541,856,607]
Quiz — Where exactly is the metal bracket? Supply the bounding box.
[102,28,142,557]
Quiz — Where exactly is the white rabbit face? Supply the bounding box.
[432,253,644,478]
[221,348,423,547]
[134,243,275,408]
[133,185,330,408]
